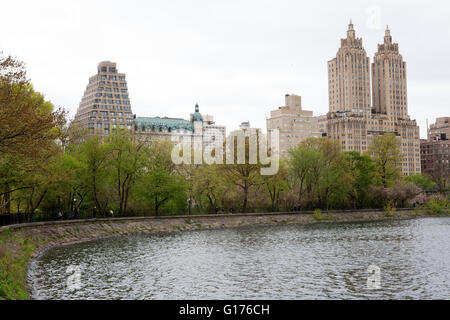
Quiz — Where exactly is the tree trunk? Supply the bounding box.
[242,187,248,213]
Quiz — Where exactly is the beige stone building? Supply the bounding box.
[429,117,450,139]
[317,115,328,136]
[327,23,421,176]
[267,94,320,158]
[74,61,135,136]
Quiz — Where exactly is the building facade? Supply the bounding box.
[317,115,328,136]
[134,116,195,143]
[326,23,421,175]
[267,94,320,158]
[421,118,450,185]
[429,117,450,139]
[134,104,226,157]
[202,114,226,157]
[74,61,135,135]
[421,135,450,185]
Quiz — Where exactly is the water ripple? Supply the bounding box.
[28,217,450,300]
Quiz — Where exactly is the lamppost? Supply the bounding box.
[73,198,78,219]
[187,197,192,215]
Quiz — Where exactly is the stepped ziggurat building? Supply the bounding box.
[327,22,421,176]
[74,61,226,156]
[74,61,135,135]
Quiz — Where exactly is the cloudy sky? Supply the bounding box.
[1,0,448,137]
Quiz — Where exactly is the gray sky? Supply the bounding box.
[1,0,449,137]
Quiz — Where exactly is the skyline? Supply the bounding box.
[0,0,449,137]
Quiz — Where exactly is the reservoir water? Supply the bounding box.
[28,217,450,299]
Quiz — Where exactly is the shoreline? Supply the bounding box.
[0,209,448,300]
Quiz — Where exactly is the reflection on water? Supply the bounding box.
[28,217,450,300]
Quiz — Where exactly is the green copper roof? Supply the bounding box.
[134,116,194,132]
[191,103,203,122]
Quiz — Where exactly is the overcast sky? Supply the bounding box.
[1,0,449,137]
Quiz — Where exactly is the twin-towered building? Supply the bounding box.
[267,23,421,175]
[327,22,420,175]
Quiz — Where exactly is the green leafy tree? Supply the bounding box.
[74,135,109,212]
[136,141,187,216]
[367,133,402,188]
[343,151,376,208]
[261,160,289,212]
[41,152,87,217]
[106,129,147,216]
[0,54,66,160]
[0,54,66,215]
[288,144,322,207]
[193,165,227,213]
[288,138,347,210]
[219,131,263,213]
[136,169,187,216]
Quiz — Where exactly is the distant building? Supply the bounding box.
[421,133,450,183]
[422,118,450,183]
[134,116,195,143]
[239,121,251,130]
[202,114,226,156]
[134,104,226,156]
[232,121,259,136]
[317,115,328,136]
[266,94,320,158]
[429,117,450,140]
[74,61,135,135]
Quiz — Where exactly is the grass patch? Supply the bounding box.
[0,230,36,300]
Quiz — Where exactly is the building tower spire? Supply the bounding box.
[347,19,356,39]
[384,25,392,44]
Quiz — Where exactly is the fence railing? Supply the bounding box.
[0,213,28,227]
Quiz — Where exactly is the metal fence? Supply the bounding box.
[0,213,28,227]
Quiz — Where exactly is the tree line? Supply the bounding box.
[0,54,448,221]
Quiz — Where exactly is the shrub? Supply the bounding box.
[383,202,396,217]
[313,209,323,221]
[425,198,449,215]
